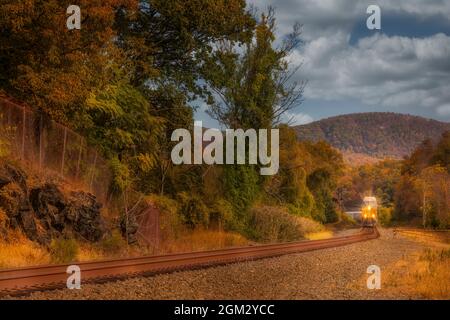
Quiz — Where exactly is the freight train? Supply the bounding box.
[361,196,378,227]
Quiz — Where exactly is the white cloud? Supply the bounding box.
[249,0,450,120]
[437,104,450,116]
[292,33,450,115]
[281,111,314,125]
[253,0,450,40]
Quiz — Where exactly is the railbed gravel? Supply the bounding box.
[9,228,429,300]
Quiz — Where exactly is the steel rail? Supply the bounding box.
[394,228,449,242]
[0,227,379,297]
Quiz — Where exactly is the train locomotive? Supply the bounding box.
[361,196,378,227]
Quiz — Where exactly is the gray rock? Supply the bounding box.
[0,163,106,244]
[30,184,66,219]
[19,209,38,241]
[64,191,105,242]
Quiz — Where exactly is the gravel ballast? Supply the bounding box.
[11,228,430,300]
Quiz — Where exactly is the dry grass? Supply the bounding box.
[76,243,107,262]
[0,230,51,268]
[385,248,450,299]
[1,208,51,268]
[304,231,333,240]
[296,216,325,235]
[159,230,250,254]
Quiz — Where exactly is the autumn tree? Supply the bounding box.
[394,132,450,226]
[432,131,450,173]
[0,0,137,123]
[270,125,315,216]
[417,166,449,228]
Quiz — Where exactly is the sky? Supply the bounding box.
[195,0,450,128]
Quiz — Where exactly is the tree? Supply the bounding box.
[393,175,421,221]
[80,79,165,208]
[203,8,305,129]
[116,0,255,94]
[267,126,315,216]
[432,131,450,173]
[393,134,450,227]
[402,139,434,175]
[417,166,449,228]
[137,85,194,196]
[339,160,401,210]
[0,0,136,123]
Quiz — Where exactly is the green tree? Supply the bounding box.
[203,8,304,129]
[272,126,315,216]
[79,79,165,207]
[116,0,255,94]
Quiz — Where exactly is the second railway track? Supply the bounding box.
[0,227,379,297]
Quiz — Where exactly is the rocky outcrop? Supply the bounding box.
[0,163,105,244]
[64,191,104,242]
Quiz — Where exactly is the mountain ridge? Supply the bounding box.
[294,112,450,159]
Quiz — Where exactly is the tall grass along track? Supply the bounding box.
[0,227,379,297]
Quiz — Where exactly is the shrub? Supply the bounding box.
[223,165,261,216]
[295,215,325,235]
[248,205,323,243]
[177,192,209,228]
[100,230,126,255]
[50,238,79,263]
[378,206,393,226]
[338,211,357,226]
[109,156,132,195]
[211,198,242,231]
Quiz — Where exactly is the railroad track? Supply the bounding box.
[0,227,379,297]
[394,228,450,243]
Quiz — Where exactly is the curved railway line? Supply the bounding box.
[0,227,379,297]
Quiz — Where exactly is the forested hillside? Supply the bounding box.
[295,113,450,158]
[0,1,341,264]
